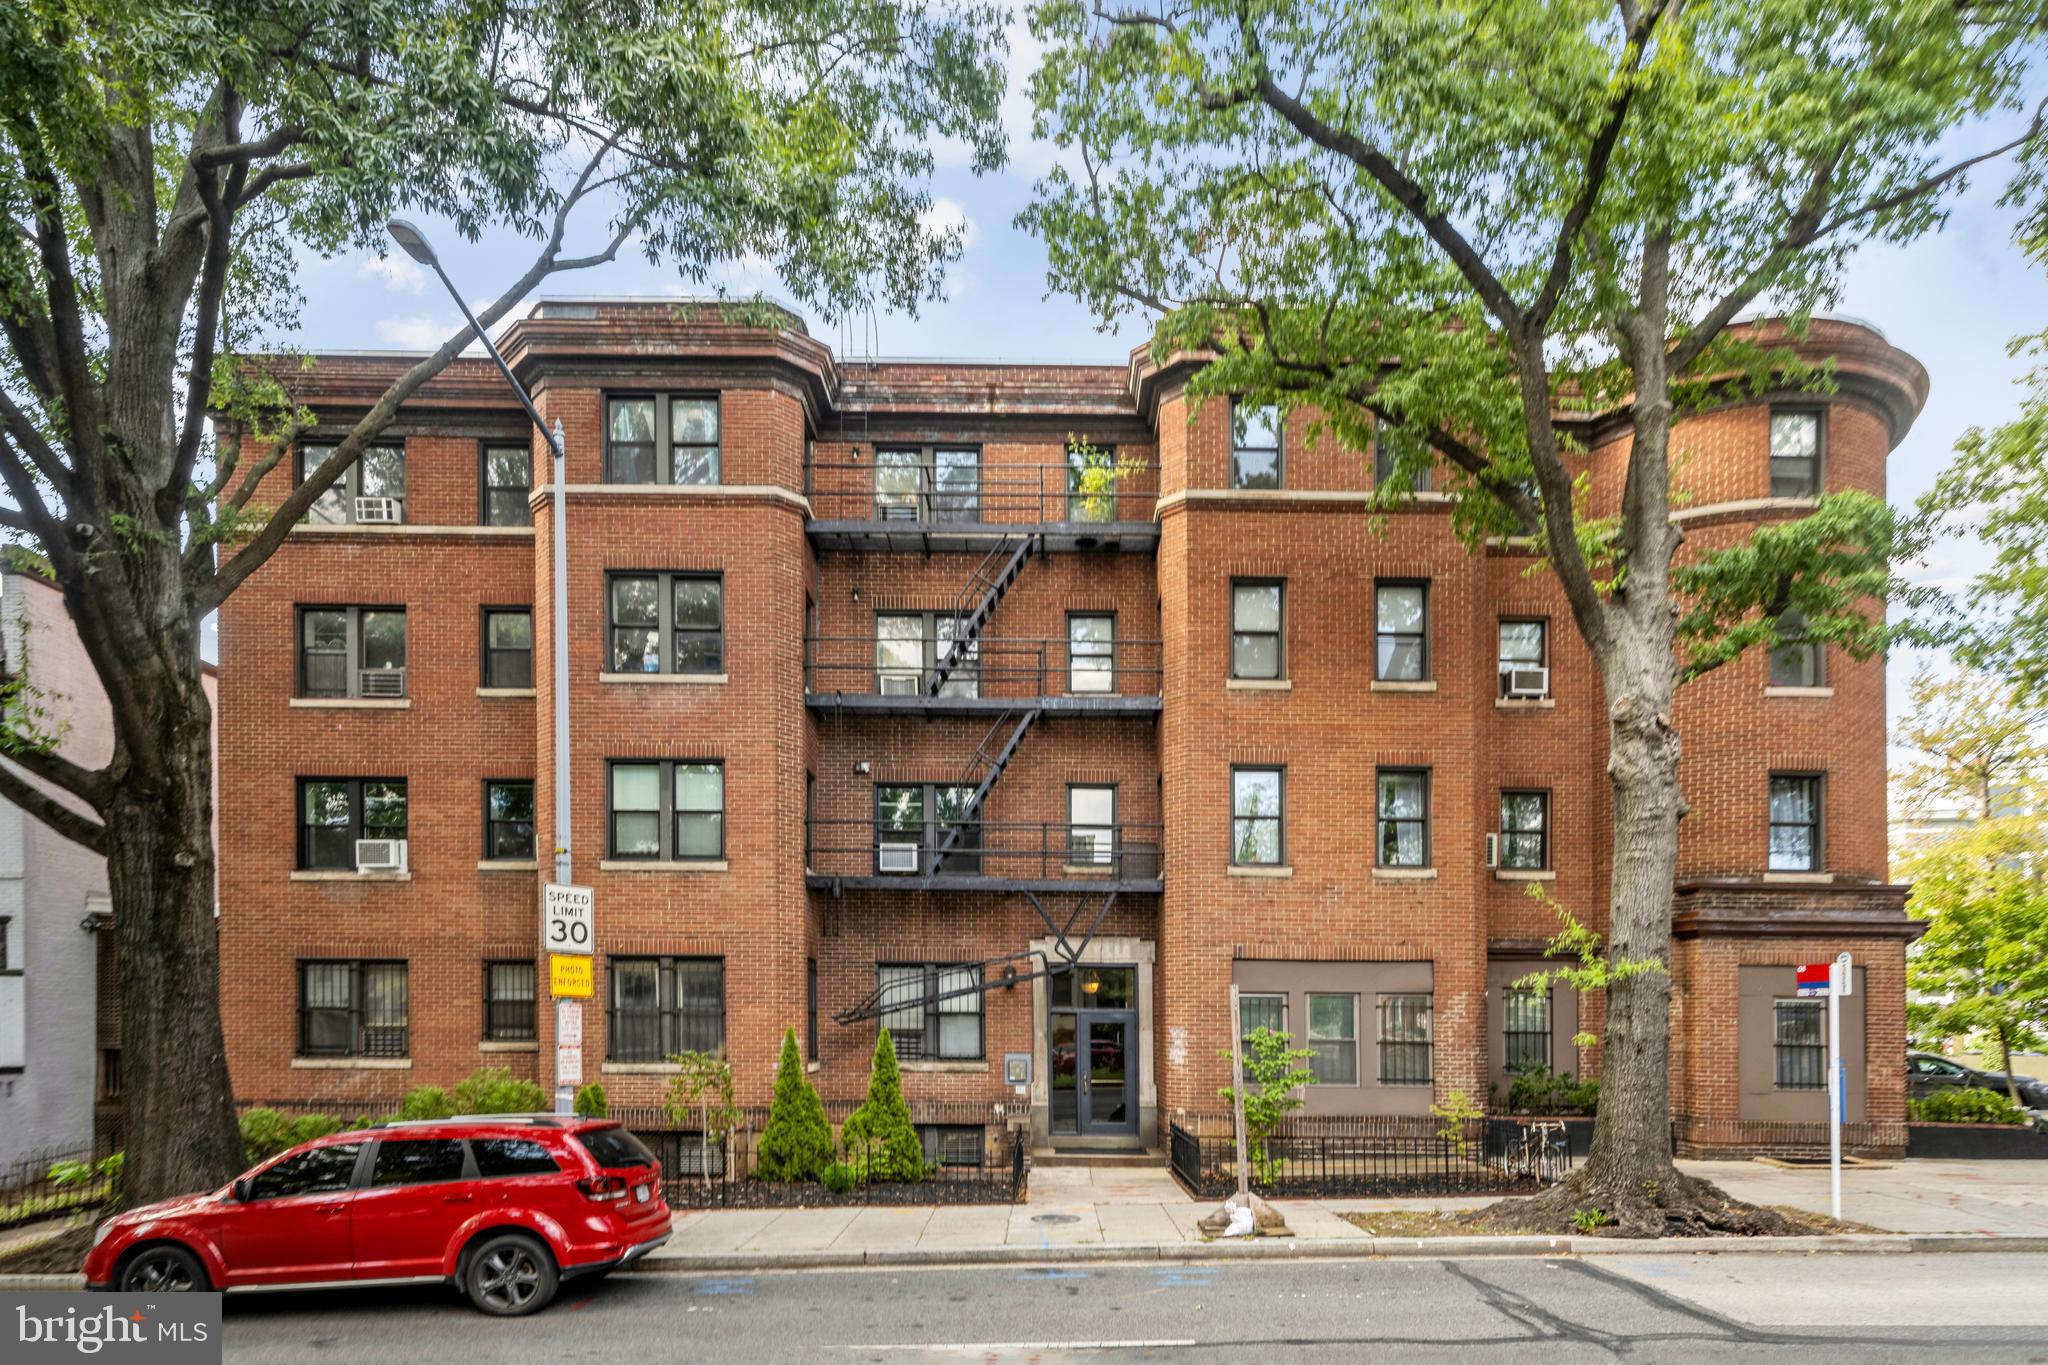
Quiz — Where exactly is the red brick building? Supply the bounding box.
[215,302,1926,1161]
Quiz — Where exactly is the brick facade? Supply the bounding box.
[214,304,1926,1157]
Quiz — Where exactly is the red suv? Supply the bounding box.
[83,1116,671,1315]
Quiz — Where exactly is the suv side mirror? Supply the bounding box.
[232,1178,253,1202]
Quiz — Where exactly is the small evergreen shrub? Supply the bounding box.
[392,1085,456,1121]
[842,1029,924,1182]
[756,1028,834,1181]
[452,1067,548,1115]
[574,1082,608,1118]
[1909,1086,2031,1125]
[1504,1064,1599,1116]
[240,1109,346,1164]
[821,1161,858,1195]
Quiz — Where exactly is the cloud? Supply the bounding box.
[920,197,979,252]
[376,314,455,350]
[357,254,427,294]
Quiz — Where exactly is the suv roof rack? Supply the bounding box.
[372,1114,566,1130]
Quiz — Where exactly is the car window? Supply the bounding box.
[371,1139,466,1186]
[576,1126,655,1169]
[472,1137,561,1178]
[248,1143,363,1200]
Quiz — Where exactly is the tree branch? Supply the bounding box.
[0,759,106,855]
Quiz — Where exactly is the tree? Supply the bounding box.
[1895,668,2048,824]
[1217,1025,1315,1185]
[756,1027,834,1181]
[664,1051,742,1193]
[1022,0,2039,1233]
[842,1029,924,1181]
[0,0,1005,1204]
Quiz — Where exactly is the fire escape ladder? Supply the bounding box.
[926,532,1038,698]
[921,706,1039,883]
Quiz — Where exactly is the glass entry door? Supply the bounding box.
[1048,966,1139,1139]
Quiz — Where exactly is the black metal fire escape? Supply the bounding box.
[926,531,1037,698]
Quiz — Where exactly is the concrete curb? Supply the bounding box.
[0,1274,84,1291]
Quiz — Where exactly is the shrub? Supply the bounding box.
[1218,1026,1318,1184]
[842,1029,924,1182]
[1504,1064,1599,1116]
[1909,1086,2031,1125]
[574,1082,608,1118]
[1430,1090,1486,1159]
[821,1161,858,1195]
[664,1051,741,1189]
[756,1028,834,1182]
[392,1086,456,1122]
[452,1067,548,1115]
[239,1109,346,1165]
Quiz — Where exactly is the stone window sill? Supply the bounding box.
[477,687,537,699]
[598,672,729,686]
[1763,871,1835,884]
[1372,867,1438,881]
[1370,680,1437,693]
[292,1057,412,1070]
[1226,678,1291,691]
[602,1062,682,1075]
[478,859,538,872]
[289,697,410,710]
[599,859,729,873]
[1495,697,1556,710]
[1495,869,1557,882]
[1227,864,1292,878]
[290,870,412,882]
[1764,686,1834,699]
[901,1060,988,1074]
[479,1041,539,1053]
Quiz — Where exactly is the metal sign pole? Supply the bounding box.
[549,420,577,1117]
[1828,954,1846,1221]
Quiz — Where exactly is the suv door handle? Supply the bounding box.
[313,1202,347,1214]
[442,1193,475,1204]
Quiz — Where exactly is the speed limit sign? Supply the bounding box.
[542,883,593,956]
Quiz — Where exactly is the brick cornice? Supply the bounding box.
[1672,880,1923,941]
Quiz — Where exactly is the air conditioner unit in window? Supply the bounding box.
[355,838,408,873]
[1504,666,1550,699]
[358,667,406,698]
[1483,833,1500,869]
[354,496,404,524]
[877,673,922,696]
[877,842,921,873]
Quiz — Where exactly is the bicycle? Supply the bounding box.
[1496,1120,1570,1185]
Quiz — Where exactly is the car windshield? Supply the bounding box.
[576,1125,655,1169]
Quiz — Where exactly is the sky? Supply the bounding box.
[272,48,2048,750]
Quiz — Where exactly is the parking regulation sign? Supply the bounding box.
[1795,962,1832,997]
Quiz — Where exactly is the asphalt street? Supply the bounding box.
[214,1253,2048,1362]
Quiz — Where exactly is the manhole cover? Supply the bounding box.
[1031,1213,1082,1225]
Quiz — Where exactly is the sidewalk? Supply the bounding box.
[647,1157,2048,1267]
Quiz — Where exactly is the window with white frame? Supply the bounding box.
[877,963,984,1061]
[1307,992,1359,1084]
[301,444,405,524]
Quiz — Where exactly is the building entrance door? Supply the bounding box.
[1048,966,1139,1139]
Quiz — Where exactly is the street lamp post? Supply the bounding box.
[387,220,576,1114]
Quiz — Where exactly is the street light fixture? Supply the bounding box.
[387,218,577,1114]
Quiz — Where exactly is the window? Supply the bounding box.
[1773,998,1826,1088]
[484,780,535,860]
[577,1126,656,1169]
[1503,987,1550,1071]
[482,609,534,689]
[873,446,980,522]
[1230,580,1283,679]
[1372,416,1433,492]
[1068,613,1115,694]
[1498,619,1547,696]
[300,444,405,524]
[1307,993,1358,1085]
[1376,769,1430,868]
[874,783,980,874]
[607,760,725,860]
[1768,773,1822,871]
[1374,582,1429,681]
[297,779,407,870]
[1230,401,1282,489]
[1768,608,1824,687]
[372,1139,465,1186]
[98,1048,120,1101]
[877,963,984,1061]
[481,443,532,526]
[483,961,537,1041]
[607,572,723,675]
[1067,785,1116,866]
[248,1143,364,1200]
[1066,441,1119,522]
[919,1125,986,1169]
[1378,994,1433,1084]
[605,395,722,484]
[1231,767,1284,866]
[1239,992,1288,1047]
[298,607,406,698]
[874,613,978,698]
[472,1138,559,1178]
[1500,791,1548,870]
[298,960,407,1057]
[1769,410,1822,497]
[606,956,725,1061]
[807,959,818,1063]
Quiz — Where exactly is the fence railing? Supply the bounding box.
[806,818,1163,883]
[806,460,1159,526]
[659,1126,1028,1209]
[806,636,1164,700]
[0,1147,110,1230]
[1167,1115,1561,1199]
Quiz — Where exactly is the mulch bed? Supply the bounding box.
[0,1223,92,1275]
[1339,1203,1884,1239]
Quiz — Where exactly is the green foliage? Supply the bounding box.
[664,1051,742,1185]
[1504,1065,1600,1117]
[843,1030,925,1182]
[574,1082,609,1119]
[756,1028,835,1182]
[1909,1087,2032,1126]
[821,1161,859,1195]
[1513,889,1665,1048]
[1430,1090,1486,1158]
[451,1067,548,1116]
[239,1109,347,1165]
[1065,435,1149,523]
[47,1153,122,1190]
[1572,1207,1610,1234]
[391,1086,456,1122]
[1219,1026,1318,1184]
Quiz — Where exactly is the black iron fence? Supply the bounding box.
[1167,1115,1565,1199]
[806,818,1163,884]
[806,459,1159,526]
[658,1125,1028,1209]
[805,635,1164,700]
[0,1147,113,1229]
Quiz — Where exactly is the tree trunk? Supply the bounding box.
[1999,1024,2021,1109]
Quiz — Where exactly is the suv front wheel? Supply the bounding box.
[462,1232,558,1316]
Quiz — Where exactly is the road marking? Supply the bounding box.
[848,1341,1199,1353]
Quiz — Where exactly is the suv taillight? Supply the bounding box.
[577,1175,629,1202]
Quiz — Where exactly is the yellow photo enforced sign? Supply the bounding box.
[549,953,593,998]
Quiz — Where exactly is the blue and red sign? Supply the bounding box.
[1795,963,1832,997]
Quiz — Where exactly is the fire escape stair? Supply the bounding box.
[920,706,1038,885]
[926,532,1037,698]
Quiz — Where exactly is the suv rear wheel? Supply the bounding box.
[463,1232,558,1316]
